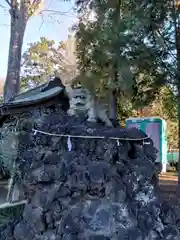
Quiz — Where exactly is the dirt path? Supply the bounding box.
[159,173,178,205]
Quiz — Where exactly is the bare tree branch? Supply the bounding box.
[39,13,45,30]
[0,3,6,9]
[156,29,177,61]
[35,6,73,30]
[40,7,76,17]
[0,23,10,27]
[4,0,11,7]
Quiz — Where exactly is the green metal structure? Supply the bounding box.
[126,117,168,172]
[167,150,179,170]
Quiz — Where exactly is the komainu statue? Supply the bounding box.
[66,84,113,127]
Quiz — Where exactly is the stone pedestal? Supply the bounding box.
[1,110,180,240]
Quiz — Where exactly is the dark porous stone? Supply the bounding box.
[127,227,145,240]
[41,230,57,240]
[31,183,62,208]
[160,201,176,225]
[115,227,127,239]
[23,204,45,233]
[14,221,35,240]
[56,210,83,236]
[43,151,60,164]
[2,103,180,240]
[55,185,71,198]
[105,179,127,203]
[145,230,161,240]
[162,225,180,239]
[45,211,54,228]
[0,221,16,240]
[87,236,111,240]
[30,165,57,183]
[137,210,154,231]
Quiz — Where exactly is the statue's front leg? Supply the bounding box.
[97,109,113,127]
[87,107,97,122]
[67,107,76,116]
[104,118,113,127]
[102,114,113,127]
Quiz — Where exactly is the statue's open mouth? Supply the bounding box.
[76,103,85,106]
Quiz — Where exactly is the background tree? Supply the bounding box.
[3,0,44,103]
[21,35,77,91]
[132,86,178,150]
[21,37,58,90]
[74,0,169,123]
[141,0,180,193]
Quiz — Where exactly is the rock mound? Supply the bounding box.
[1,108,180,240]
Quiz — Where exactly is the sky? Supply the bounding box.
[0,0,77,79]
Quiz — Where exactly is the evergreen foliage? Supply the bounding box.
[131,86,178,149]
[74,0,169,113]
[21,36,77,90]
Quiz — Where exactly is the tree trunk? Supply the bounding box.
[3,8,27,103]
[109,90,117,120]
[109,0,121,127]
[109,89,119,127]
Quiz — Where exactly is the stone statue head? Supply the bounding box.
[71,87,91,112]
[66,82,92,114]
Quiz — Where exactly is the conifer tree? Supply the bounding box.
[75,0,180,194]
[74,0,169,123]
